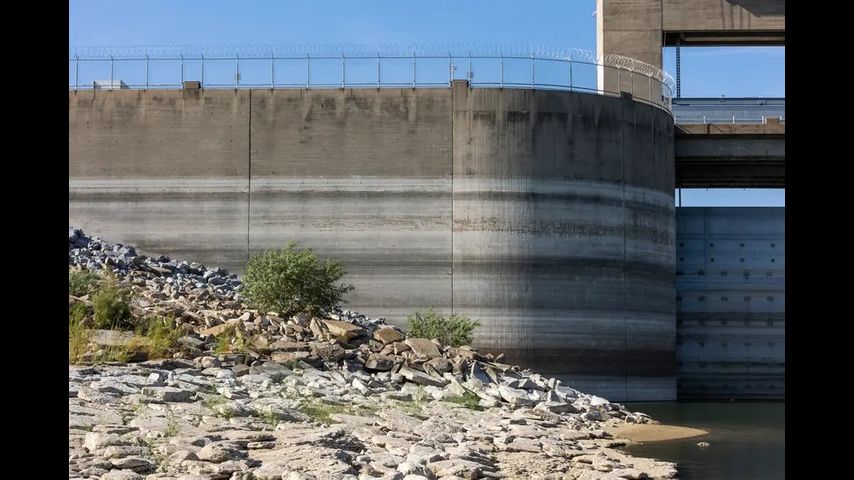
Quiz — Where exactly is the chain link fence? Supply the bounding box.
[69,44,675,111]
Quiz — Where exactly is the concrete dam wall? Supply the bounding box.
[675,207,784,399]
[69,83,676,401]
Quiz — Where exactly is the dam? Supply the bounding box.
[70,31,784,403]
[70,69,676,401]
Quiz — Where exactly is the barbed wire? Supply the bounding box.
[69,43,675,92]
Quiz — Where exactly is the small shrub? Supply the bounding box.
[407,308,480,347]
[91,273,133,330]
[165,415,181,437]
[412,385,427,404]
[243,241,354,315]
[443,391,485,411]
[131,315,182,359]
[69,269,101,297]
[93,345,130,363]
[214,324,249,354]
[69,302,89,325]
[69,306,91,363]
[296,400,348,425]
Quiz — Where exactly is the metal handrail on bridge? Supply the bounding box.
[69,44,676,112]
[674,115,786,125]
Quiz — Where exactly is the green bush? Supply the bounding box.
[407,309,480,347]
[69,304,91,363]
[91,273,133,330]
[69,269,101,297]
[243,241,354,315]
[69,302,89,325]
[132,315,182,359]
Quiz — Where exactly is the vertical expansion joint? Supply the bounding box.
[620,94,629,401]
[450,82,455,314]
[247,90,252,264]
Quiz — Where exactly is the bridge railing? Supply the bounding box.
[68,44,675,112]
[674,115,786,125]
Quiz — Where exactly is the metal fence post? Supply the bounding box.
[448,54,452,84]
[145,54,149,90]
[499,52,504,87]
[110,55,114,86]
[377,52,381,88]
[75,55,79,91]
[569,59,573,91]
[531,53,535,87]
[200,54,204,86]
[342,53,345,88]
[271,53,275,88]
[468,51,472,83]
[630,71,634,97]
[306,53,310,88]
[412,51,416,87]
[180,54,184,85]
[236,54,240,88]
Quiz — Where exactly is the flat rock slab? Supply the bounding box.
[199,319,240,337]
[270,351,310,363]
[399,366,447,387]
[140,386,195,403]
[322,320,365,339]
[374,327,405,344]
[365,354,397,371]
[268,340,308,351]
[404,338,441,358]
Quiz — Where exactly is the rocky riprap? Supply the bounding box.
[69,227,678,480]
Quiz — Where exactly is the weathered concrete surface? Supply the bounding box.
[677,121,785,136]
[69,85,676,401]
[676,207,784,399]
[452,85,676,401]
[248,88,453,322]
[597,0,785,92]
[69,90,250,272]
[675,132,784,187]
[662,0,785,44]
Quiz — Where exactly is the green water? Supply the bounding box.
[620,402,785,480]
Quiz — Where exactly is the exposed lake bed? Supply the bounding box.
[619,402,784,480]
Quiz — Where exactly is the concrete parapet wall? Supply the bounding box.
[69,85,676,401]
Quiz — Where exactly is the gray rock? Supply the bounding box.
[427,458,486,478]
[424,357,450,373]
[110,457,155,472]
[99,470,144,480]
[497,386,533,405]
[140,386,194,402]
[404,338,441,359]
[84,432,132,452]
[365,354,396,371]
[399,367,448,387]
[196,442,246,463]
[200,356,221,369]
[101,446,149,459]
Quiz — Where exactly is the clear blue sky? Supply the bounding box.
[69,0,784,206]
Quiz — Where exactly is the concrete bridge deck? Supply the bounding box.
[675,118,784,188]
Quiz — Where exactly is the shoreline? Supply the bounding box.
[607,422,709,443]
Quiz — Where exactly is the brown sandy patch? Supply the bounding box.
[607,423,708,442]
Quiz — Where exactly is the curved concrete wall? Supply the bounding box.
[70,84,675,400]
[451,84,675,400]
